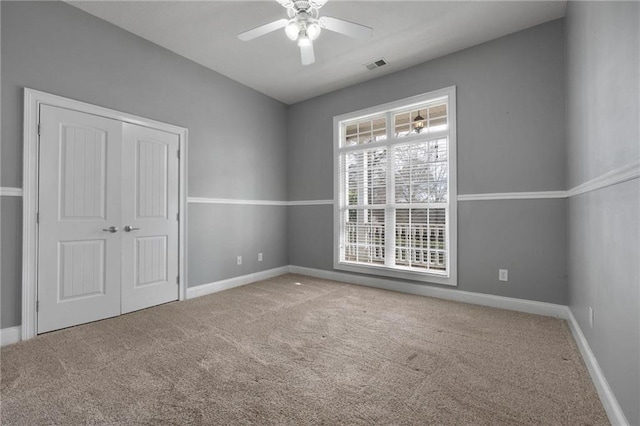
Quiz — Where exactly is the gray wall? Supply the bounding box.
[0,197,22,329]
[566,2,640,424]
[188,205,288,285]
[0,1,289,328]
[287,20,568,304]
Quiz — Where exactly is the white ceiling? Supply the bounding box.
[68,1,566,105]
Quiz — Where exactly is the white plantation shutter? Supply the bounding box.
[393,139,448,272]
[340,148,388,266]
[335,88,457,284]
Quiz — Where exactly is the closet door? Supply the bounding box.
[120,123,180,314]
[38,105,123,333]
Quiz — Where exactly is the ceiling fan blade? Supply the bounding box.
[310,0,328,8]
[238,18,288,41]
[300,42,315,65]
[319,16,373,40]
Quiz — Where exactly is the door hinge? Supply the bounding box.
[176,212,179,221]
[36,212,40,224]
[36,301,39,312]
[176,275,179,284]
[177,149,180,159]
[37,124,41,136]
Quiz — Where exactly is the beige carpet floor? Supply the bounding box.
[1,274,608,425]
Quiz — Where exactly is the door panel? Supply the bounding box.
[59,240,105,300]
[59,125,107,220]
[38,105,122,333]
[135,236,167,287]
[121,123,179,314]
[137,139,168,218]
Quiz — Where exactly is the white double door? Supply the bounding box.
[37,105,180,333]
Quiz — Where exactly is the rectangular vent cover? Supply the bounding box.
[365,58,388,70]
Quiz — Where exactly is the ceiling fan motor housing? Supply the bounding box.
[286,9,321,41]
[281,0,327,13]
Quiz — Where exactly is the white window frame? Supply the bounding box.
[333,86,457,286]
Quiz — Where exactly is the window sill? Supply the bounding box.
[334,261,457,287]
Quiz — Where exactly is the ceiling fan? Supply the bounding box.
[237,0,373,66]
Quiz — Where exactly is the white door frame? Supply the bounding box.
[22,88,188,340]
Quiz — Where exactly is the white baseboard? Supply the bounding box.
[565,308,629,426]
[289,265,568,318]
[186,266,290,299]
[0,326,22,347]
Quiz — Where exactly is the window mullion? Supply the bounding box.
[385,111,394,140]
[356,153,367,263]
[385,144,395,267]
[384,111,394,268]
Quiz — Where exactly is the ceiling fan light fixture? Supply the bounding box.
[307,22,321,40]
[285,21,300,40]
[297,34,312,47]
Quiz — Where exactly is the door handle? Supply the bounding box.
[124,225,140,232]
[102,226,119,233]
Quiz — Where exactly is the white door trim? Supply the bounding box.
[22,88,188,341]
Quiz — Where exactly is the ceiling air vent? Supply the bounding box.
[365,58,388,71]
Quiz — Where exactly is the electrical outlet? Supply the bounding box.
[236,256,242,265]
[588,306,594,328]
[499,269,508,282]
[258,253,263,262]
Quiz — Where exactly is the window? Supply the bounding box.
[333,87,457,286]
